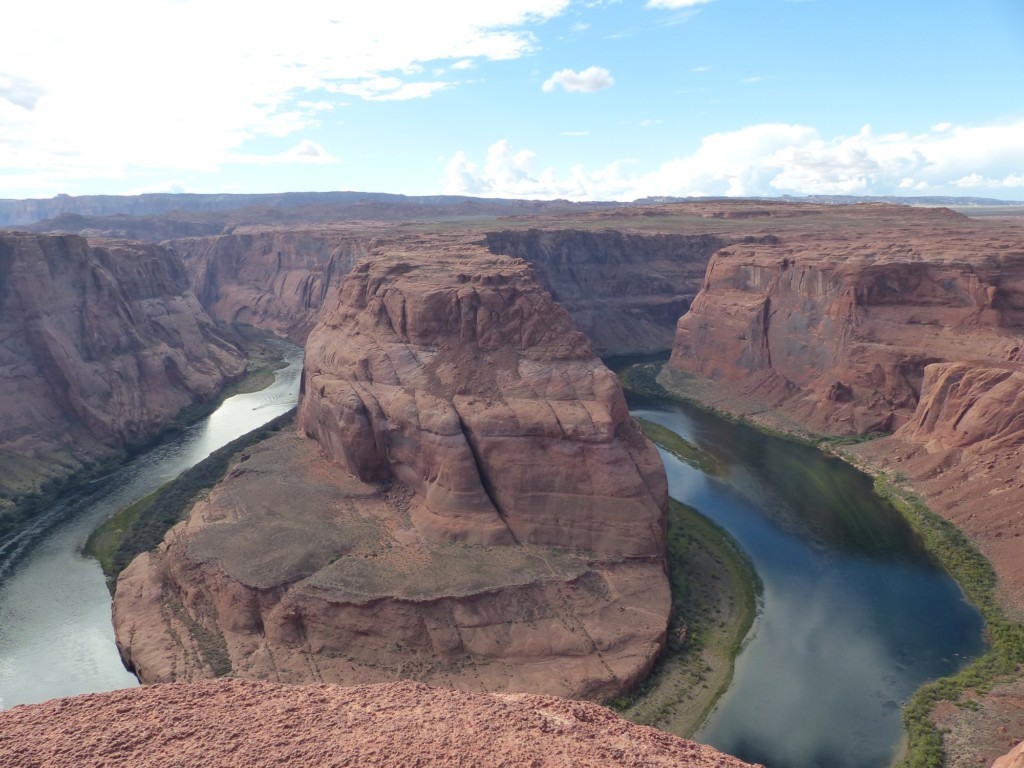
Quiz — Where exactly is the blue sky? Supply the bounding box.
[2,0,1022,201]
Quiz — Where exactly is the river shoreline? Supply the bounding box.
[647,361,1024,768]
[0,334,290,578]
[0,339,303,710]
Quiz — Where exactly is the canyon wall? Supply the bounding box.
[663,205,1024,614]
[113,245,670,700]
[485,229,728,355]
[668,210,1024,435]
[167,225,728,355]
[0,233,245,511]
[168,227,374,342]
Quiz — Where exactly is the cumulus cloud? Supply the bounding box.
[0,0,571,192]
[442,120,1024,201]
[542,66,614,93]
[280,140,335,162]
[0,72,45,110]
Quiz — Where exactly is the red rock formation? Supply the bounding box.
[113,246,669,700]
[0,679,761,768]
[299,250,667,554]
[170,226,374,342]
[485,229,728,355]
[669,207,1024,436]
[995,741,1024,768]
[0,233,244,507]
[660,206,1024,608]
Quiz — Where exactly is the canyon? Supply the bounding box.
[0,233,244,525]
[661,204,1024,616]
[2,197,1023,765]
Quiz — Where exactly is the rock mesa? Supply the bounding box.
[113,247,669,700]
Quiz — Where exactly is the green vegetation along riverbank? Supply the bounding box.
[626,357,1024,768]
[611,497,760,738]
[609,358,761,737]
[86,409,296,591]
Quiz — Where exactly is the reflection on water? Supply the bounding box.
[630,396,984,768]
[0,342,303,709]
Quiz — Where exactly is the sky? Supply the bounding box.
[2,0,1023,202]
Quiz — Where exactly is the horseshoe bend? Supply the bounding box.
[112,242,672,699]
[1,198,1023,766]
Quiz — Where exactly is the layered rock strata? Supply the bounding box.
[113,247,669,699]
[0,233,244,507]
[485,229,728,355]
[170,227,376,342]
[664,206,1024,613]
[0,679,761,768]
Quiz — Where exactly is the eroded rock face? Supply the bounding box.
[0,679,761,768]
[113,247,669,700]
[662,204,1024,617]
[994,741,1024,768]
[0,233,244,505]
[485,229,728,355]
[299,251,667,554]
[170,227,374,342]
[669,208,1024,436]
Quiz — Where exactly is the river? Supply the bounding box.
[0,341,303,710]
[629,392,985,768]
[0,350,985,768]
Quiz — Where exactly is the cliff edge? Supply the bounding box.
[0,679,761,768]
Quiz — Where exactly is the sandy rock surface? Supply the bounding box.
[0,679,762,768]
[994,740,1024,768]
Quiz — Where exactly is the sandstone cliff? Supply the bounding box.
[0,233,245,510]
[663,205,1024,613]
[485,229,728,355]
[113,245,670,700]
[668,206,1023,435]
[0,679,761,768]
[169,226,374,342]
[995,740,1024,768]
[170,225,729,356]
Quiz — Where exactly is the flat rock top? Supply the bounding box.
[186,429,592,599]
[0,679,761,768]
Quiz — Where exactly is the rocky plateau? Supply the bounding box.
[113,242,671,700]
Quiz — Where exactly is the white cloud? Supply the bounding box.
[0,0,571,193]
[0,72,45,110]
[335,77,453,101]
[442,120,1024,201]
[692,65,712,73]
[542,66,614,93]
[645,0,715,8]
[450,59,476,71]
[280,140,336,163]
